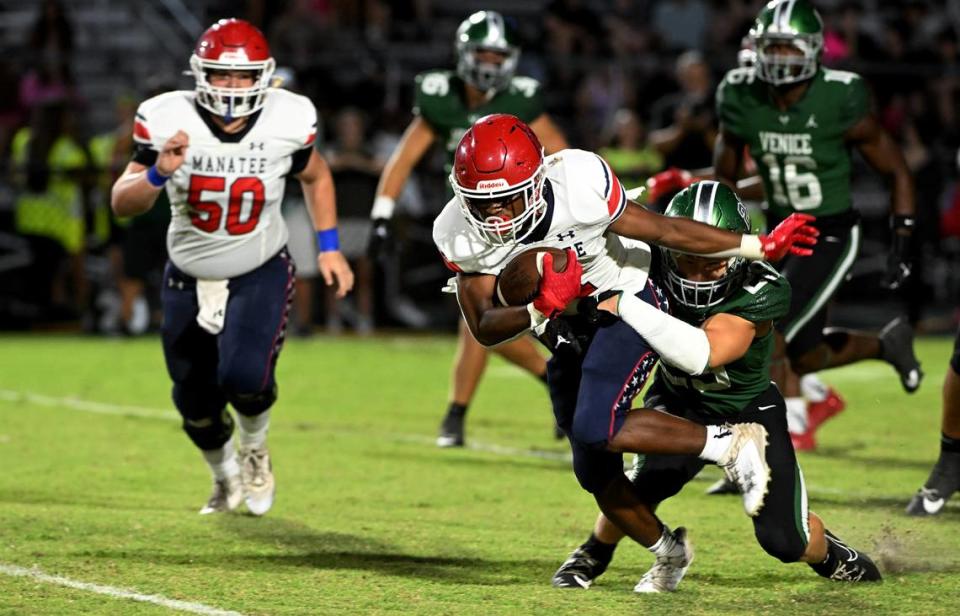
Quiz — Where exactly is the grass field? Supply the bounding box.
[1,333,958,615]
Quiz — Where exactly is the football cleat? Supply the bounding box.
[705,476,739,495]
[240,446,275,516]
[552,546,609,589]
[878,317,923,393]
[716,423,771,517]
[905,451,960,516]
[816,530,882,582]
[806,388,846,432]
[436,410,465,448]
[634,527,694,593]
[790,429,817,452]
[199,474,243,515]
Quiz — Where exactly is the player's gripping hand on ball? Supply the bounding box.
[532,249,584,319]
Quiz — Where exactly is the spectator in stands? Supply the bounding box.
[599,108,663,191]
[29,0,73,60]
[11,103,91,320]
[324,107,381,334]
[652,0,711,51]
[648,50,716,172]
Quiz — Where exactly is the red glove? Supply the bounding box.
[533,249,584,319]
[646,167,694,204]
[760,213,820,260]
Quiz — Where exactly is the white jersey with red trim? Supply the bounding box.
[433,148,652,295]
[134,88,317,279]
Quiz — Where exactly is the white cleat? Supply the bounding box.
[716,423,771,517]
[240,446,275,516]
[199,474,243,515]
[634,527,694,593]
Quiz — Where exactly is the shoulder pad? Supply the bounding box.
[432,199,500,275]
[415,70,455,98]
[551,149,627,225]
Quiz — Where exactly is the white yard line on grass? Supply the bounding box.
[2,389,875,497]
[0,563,244,616]
[0,389,178,421]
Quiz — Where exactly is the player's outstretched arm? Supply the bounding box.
[370,117,436,221]
[609,200,817,262]
[456,273,532,347]
[588,293,759,373]
[847,114,917,290]
[298,149,355,298]
[111,130,189,217]
[368,117,437,257]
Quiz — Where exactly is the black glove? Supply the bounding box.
[367,217,391,259]
[577,290,622,328]
[882,216,914,291]
[538,318,583,359]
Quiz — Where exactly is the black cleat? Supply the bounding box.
[812,530,882,582]
[906,451,960,516]
[552,546,609,589]
[436,410,465,448]
[878,317,923,393]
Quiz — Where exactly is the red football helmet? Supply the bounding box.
[450,114,547,245]
[189,18,276,120]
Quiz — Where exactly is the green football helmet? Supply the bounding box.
[455,11,520,94]
[749,0,824,86]
[662,181,752,311]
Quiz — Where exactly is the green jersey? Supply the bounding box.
[716,66,869,219]
[413,70,544,173]
[658,261,791,416]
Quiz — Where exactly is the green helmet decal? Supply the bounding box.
[662,181,751,311]
[456,11,520,93]
[749,0,823,85]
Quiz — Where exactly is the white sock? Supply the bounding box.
[785,397,808,433]
[800,374,829,403]
[237,410,270,449]
[202,437,239,480]
[699,424,733,463]
[648,525,684,558]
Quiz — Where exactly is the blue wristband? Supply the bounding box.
[146,165,169,187]
[316,228,340,252]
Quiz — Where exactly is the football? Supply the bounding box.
[495,247,568,306]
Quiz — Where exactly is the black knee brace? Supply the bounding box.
[173,383,233,450]
[226,384,277,417]
[571,445,624,494]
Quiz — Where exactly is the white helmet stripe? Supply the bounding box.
[486,11,504,46]
[783,0,798,29]
[694,181,719,224]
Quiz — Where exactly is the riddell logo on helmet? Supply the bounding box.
[476,179,509,190]
[218,50,252,62]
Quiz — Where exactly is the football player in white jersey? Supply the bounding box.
[111,18,353,516]
[433,113,818,568]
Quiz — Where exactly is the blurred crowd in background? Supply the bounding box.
[2,0,960,336]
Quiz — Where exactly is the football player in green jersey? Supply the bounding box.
[714,0,921,450]
[906,337,960,515]
[552,182,881,592]
[368,11,569,448]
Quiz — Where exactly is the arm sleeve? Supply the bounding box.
[715,75,746,139]
[131,106,158,165]
[589,153,628,223]
[726,266,792,323]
